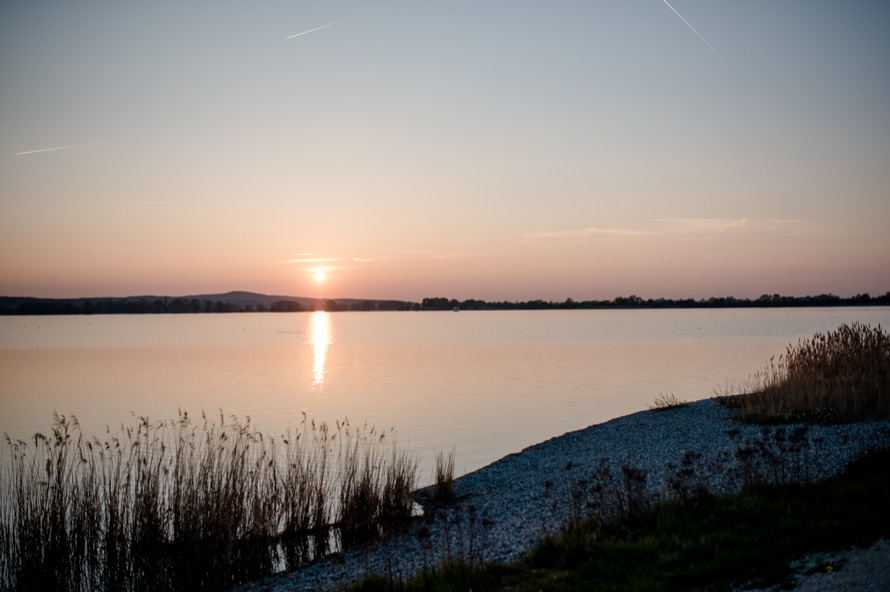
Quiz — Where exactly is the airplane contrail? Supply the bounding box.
[662,0,729,72]
[285,21,336,40]
[14,140,119,156]
[92,201,174,206]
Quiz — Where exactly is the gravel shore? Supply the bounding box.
[233,398,890,591]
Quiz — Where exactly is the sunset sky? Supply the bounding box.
[2,1,888,302]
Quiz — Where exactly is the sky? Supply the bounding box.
[1,1,888,302]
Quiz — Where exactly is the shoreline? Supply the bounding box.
[234,399,890,591]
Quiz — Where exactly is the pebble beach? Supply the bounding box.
[233,398,890,591]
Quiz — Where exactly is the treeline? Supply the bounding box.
[0,297,415,316]
[421,292,890,310]
[3,292,888,316]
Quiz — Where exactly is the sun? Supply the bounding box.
[314,271,326,282]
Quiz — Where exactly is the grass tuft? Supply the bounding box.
[432,449,456,503]
[647,393,687,411]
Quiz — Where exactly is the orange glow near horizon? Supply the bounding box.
[2,3,888,303]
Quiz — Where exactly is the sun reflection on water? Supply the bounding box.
[310,311,331,388]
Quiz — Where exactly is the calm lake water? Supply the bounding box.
[2,308,888,482]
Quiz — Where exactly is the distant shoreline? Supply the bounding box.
[2,290,889,316]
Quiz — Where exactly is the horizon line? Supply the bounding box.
[2,289,887,304]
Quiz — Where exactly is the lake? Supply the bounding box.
[1,307,888,483]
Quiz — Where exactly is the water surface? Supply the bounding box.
[2,307,887,480]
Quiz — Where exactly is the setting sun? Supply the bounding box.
[315,271,326,282]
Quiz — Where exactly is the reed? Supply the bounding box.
[722,322,890,424]
[336,421,419,546]
[432,449,456,503]
[0,411,419,592]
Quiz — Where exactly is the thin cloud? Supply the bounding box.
[429,252,473,260]
[656,217,833,239]
[283,255,380,266]
[659,217,748,239]
[287,250,474,267]
[748,218,841,237]
[523,226,652,242]
[522,218,831,245]
[285,257,341,264]
[405,250,472,260]
[383,249,476,260]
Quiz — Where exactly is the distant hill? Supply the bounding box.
[180,291,417,311]
[0,291,301,310]
[182,291,316,308]
[0,292,419,315]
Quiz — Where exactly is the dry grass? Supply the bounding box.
[432,449,456,503]
[648,393,687,411]
[0,411,419,592]
[721,322,890,424]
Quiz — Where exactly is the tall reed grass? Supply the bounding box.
[0,411,418,592]
[721,322,890,423]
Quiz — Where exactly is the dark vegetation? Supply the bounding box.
[0,413,419,592]
[432,450,456,504]
[2,291,888,315]
[0,291,415,315]
[422,291,890,311]
[351,447,890,592]
[647,392,687,411]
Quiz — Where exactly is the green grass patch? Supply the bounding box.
[350,447,890,592]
